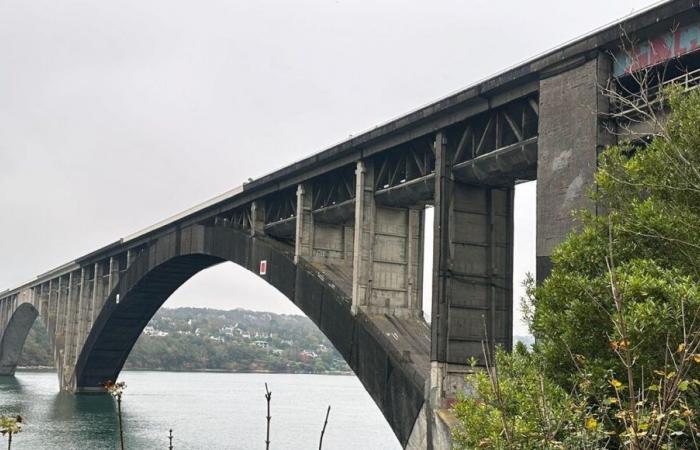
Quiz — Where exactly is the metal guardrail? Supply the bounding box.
[612,66,700,117]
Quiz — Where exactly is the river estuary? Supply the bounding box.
[0,370,401,449]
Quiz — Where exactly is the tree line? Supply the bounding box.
[19,307,350,374]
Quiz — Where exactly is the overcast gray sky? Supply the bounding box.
[1,0,661,335]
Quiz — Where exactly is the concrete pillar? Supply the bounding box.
[87,263,101,337]
[54,276,68,365]
[108,256,117,291]
[250,201,266,237]
[74,266,92,371]
[407,208,423,312]
[431,131,451,366]
[61,269,82,389]
[351,160,375,315]
[294,183,314,263]
[536,54,613,282]
[42,284,49,327]
[430,130,514,405]
[94,260,112,323]
[0,298,8,334]
[29,286,37,315]
[47,279,58,352]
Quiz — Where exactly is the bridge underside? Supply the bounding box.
[73,225,430,446]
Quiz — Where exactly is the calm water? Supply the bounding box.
[0,371,401,450]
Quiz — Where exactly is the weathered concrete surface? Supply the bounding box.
[406,405,455,450]
[70,225,429,447]
[431,130,514,411]
[536,54,614,281]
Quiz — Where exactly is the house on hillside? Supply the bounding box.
[300,350,318,362]
[254,340,269,349]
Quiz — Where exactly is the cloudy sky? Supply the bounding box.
[1,0,661,335]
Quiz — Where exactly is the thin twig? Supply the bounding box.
[264,383,272,450]
[318,406,331,450]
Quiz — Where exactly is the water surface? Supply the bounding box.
[0,370,401,449]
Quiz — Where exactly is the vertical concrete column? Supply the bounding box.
[47,278,59,351]
[42,283,50,326]
[351,160,375,315]
[36,285,44,320]
[250,201,266,237]
[294,183,314,263]
[89,262,102,329]
[126,249,134,268]
[536,54,613,282]
[74,266,92,368]
[407,208,424,312]
[4,298,10,331]
[95,259,112,320]
[108,256,117,291]
[54,276,68,363]
[62,269,83,389]
[430,131,453,410]
[29,286,37,316]
[431,131,452,366]
[0,298,7,334]
[1,299,6,332]
[430,130,515,405]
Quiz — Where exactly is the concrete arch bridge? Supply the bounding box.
[2,2,697,447]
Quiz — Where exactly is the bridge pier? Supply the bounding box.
[352,160,374,315]
[536,54,614,281]
[429,130,514,408]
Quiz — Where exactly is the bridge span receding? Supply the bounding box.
[2,1,700,447]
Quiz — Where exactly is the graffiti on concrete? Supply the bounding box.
[613,21,700,77]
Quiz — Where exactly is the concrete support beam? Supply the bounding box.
[250,201,266,237]
[54,276,68,366]
[431,131,451,365]
[73,266,92,379]
[47,279,58,351]
[430,130,514,405]
[407,208,423,312]
[0,298,9,336]
[351,160,375,315]
[108,256,118,292]
[536,54,614,282]
[294,183,314,263]
[61,269,83,390]
[90,263,104,328]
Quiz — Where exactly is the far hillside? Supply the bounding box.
[19,307,351,374]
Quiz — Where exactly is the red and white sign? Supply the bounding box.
[259,260,267,275]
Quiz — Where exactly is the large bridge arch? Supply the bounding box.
[0,303,40,375]
[73,224,426,446]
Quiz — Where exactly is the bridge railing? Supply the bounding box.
[612,65,700,118]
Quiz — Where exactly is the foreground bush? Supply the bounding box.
[453,89,700,448]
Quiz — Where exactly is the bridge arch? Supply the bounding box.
[73,224,425,446]
[0,302,41,375]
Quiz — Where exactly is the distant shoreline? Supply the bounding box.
[17,366,353,376]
